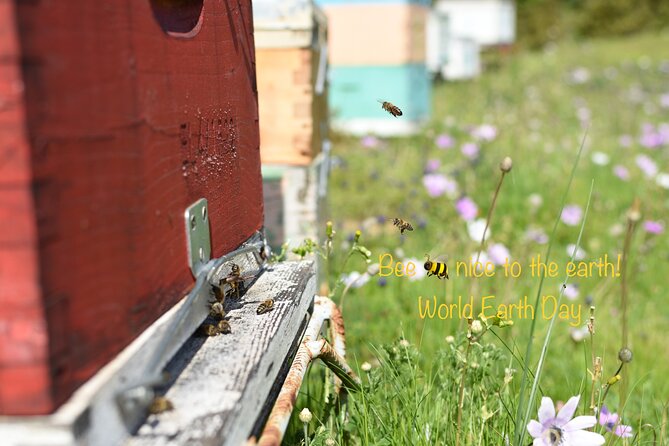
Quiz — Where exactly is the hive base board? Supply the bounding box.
[126,261,316,446]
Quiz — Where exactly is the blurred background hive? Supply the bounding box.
[316,0,432,136]
[253,0,330,250]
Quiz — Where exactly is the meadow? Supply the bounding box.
[285,31,669,445]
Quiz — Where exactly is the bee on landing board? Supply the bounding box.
[214,263,254,301]
[378,100,403,117]
[256,299,274,315]
[148,396,173,414]
[424,254,449,279]
[209,301,226,319]
[216,320,231,334]
[390,218,414,234]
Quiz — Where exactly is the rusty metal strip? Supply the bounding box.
[253,296,361,446]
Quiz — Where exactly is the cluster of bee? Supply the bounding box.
[389,216,449,280]
[201,260,275,337]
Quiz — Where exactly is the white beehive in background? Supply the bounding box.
[426,9,449,76]
[434,0,516,47]
[442,36,481,80]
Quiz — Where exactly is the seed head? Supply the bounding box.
[471,320,483,334]
[627,198,641,223]
[618,347,633,363]
[299,407,312,423]
[499,156,513,173]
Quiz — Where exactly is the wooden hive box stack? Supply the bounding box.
[253,0,329,250]
[0,0,263,416]
[316,0,432,136]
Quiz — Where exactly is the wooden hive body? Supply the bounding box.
[0,0,263,415]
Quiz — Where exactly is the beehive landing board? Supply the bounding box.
[127,260,316,446]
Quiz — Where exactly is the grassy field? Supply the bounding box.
[285,31,669,445]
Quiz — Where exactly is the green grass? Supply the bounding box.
[284,31,669,445]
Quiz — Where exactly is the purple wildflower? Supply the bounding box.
[561,205,583,226]
[613,165,630,181]
[424,159,441,174]
[525,227,549,244]
[527,395,604,446]
[618,134,633,147]
[456,196,478,221]
[487,243,510,266]
[377,277,387,287]
[636,154,658,177]
[599,406,633,438]
[472,124,498,142]
[563,283,579,301]
[461,142,480,159]
[658,123,669,145]
[643,220,664,234]
[423,174,457,198]
[640,131,662,149]
[435,133,454,149]
[360,135,380,148]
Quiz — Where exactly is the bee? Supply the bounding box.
[378,100,403,117]
[214,263,254,300]
[390,218,414,234]
[256,299,274,315]
[148,396,174,414]
[201,323,220,337]
[217,320,231,334]
[424,254,449,279]
[209,301,226,319]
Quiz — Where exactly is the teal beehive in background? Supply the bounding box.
[316,0,432,136]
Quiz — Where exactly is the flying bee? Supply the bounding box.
[216,320,231,334]
[378,100,403,117]
[256,299,274,315]
[209,301,226,319]
[148,396,173,414]
[390,218,414,234]
[424,254,449,279]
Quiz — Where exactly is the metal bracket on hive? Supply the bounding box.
[184,198,212,277]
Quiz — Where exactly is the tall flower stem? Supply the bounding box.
[474,157,512,266]
[620,198,640,410]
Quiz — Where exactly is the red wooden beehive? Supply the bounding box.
[0,0,263,415]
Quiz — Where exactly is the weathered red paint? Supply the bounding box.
[0,0,263,414]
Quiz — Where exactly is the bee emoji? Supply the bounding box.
[148,396,173,414]
[256,299,274,315]
[424,254,449,280]
[547,426,564,445]
[217,320,231,334]
[390,218,414,234]
[378,100,403,117]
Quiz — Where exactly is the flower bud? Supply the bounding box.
[499,156,513,173]
[354,230,362,243]
[361,362,372,372]
[445,335,455,344]
[627,198,641,223]
[618,347,633,363]
[326,221,334,238]
[299,407,312,423]
[471,320,483,334]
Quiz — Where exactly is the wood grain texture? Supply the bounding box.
[0,0,263,414]
[127,260,316,446]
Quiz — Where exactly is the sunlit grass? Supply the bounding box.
[284,31,669,445]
